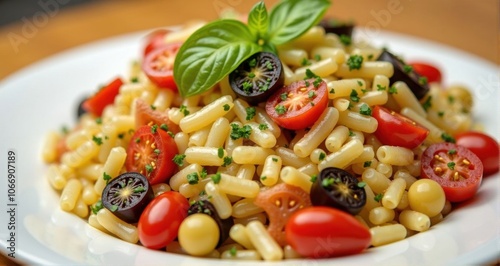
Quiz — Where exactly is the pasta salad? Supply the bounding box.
[40,0,499,261]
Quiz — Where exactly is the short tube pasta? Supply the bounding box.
[338,110,378,133]
[94,146,127,194]
[245,221,283,261]
[184,146,226,166]
[205,181,232,219]
[335,61,394,79]
[376,146,414,166]
[381,178,406,209]
[319,139,364,170]
[60,179,82,211]
[96,208,139,243]
[280,166,313,193]
[391,81,427,117]
[179,95,234,133]
[325,125,349,152]
[260,155,282,187]
[369,224,407,247]
[218,174,260,198]
[205,117,230,148]
[399,210,431,232]
[232,146,275,165]
[293,107,338,158]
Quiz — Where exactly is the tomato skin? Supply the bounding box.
[125,125,178,185]
[408,62,442,83]
[82,77,123,116]
[286,207,371,258]
[138,191,189,249]
[142,42,182,91]
[455,131,499,176]
[372,105,429,149]
[134,99,180,134]
[265,79,328,130]
[143,29,169,56]
[254,183,312,247]
[421,142,483,202]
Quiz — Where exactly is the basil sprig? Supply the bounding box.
[174,0,331,98]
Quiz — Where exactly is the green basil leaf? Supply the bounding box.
[247,1,269,39]
[174,20,261,98]
[261,41,278,55]
[268,0,330,45]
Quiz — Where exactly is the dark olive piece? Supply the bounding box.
[310,167,366,215]
[188,200,234,247]
[229,52,284,104]
[101,172,154,223]
[318,18,355,39]
[376,50,430,100]
[77,96,88,118]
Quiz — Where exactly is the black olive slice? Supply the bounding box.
[376,50,430,100]
[188,200,234,247]
[229,52,284,105]
[318,18,355,41]
[77,96,88,118]
[102,172,154,223]
[310,167,366,215]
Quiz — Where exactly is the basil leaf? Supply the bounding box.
[247,1,269,39]
[267,0,330,45]
[174,20,261,98]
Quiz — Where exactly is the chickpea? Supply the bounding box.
[407,179,446,217]
[178,214,220,256]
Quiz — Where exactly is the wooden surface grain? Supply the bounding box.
[0,0,498,81]
[0,0,498,265]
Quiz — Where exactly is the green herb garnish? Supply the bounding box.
[211,172,222,184]
[346,55,363,70]
[187,172,200,185]
[230,124,252,140]
[173,0,331,97]
[246,106,256,121]
[359,104,372,116]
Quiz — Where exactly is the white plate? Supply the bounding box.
[0,29,499,266]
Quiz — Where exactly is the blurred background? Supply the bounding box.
[0,0,498,265]
[0,0,498,81]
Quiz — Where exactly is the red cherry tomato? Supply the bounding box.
[254,183,312,246]
[82,77,123,117]
[134,98,180,134]
[286,206,371,258]
[138,191,189,249]
[421,142,483,202]
[143,29,170,56]
[372,105,429,149]
[265,78,328,130]
[456,131,499,176]
[408,62,442,84]
[142,42,182,91]
[125,125,178,185]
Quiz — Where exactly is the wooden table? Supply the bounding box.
[0,0,498,81]
[0,0,498,265]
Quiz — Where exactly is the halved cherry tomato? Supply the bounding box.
[265,78,328,130]
[82,77,123,117]
[143,29,170,56]
[286,206,371,258]
[372,105,429,149]
[125,125,178,185]
[456,131,499,176]
[253,183,312,247]
[138,191,189,249]
[421,142,483,202]
[134,99,180,134]
[408,62,442,84]
[142,42,182,91]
